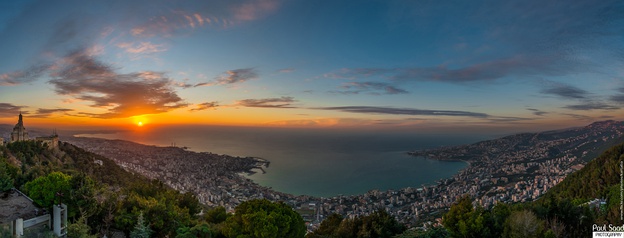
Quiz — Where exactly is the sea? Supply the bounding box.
[76,125,488,197]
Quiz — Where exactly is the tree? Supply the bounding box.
[68,173,98,219]
[67,215,97,238]
[23,172,71,208]
[222,199,305,238]
[0,161,14,196]
[442,195,491,238]
[360,209,405,237]
[130,212,153,238]
[308,210,404,238]
[394,227,450,238]
[178,192,201,217]
[503,210,544,238]
[306,213,343,237]
[205,206,228,224]
[176,222,212,238]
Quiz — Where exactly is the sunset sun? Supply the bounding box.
[138,121,143,127]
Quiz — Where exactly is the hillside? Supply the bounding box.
[538,141,624,223]
[1,140,203,237]
[1,139,310,237]
[439,142,624,238]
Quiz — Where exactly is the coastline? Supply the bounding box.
[70,130,469,197]
[407,151,473,166]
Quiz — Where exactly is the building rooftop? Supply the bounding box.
[0,190,39,224]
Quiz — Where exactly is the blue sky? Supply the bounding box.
[0,0,623,133]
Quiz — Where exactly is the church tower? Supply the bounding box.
[10,113,29,142]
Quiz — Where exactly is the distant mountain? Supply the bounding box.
[406,120,624,209]
[411,120,624,165]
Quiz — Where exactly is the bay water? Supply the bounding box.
[77,125,483,197]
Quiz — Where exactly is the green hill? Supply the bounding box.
[539,142,624,203]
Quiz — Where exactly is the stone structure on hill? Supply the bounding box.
[8,113,59,149]
[36,130,59,150]
[10,113,29,142]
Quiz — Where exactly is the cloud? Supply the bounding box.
[116,42,167,54]
[190,101,219,111]
[325,55,576,84]
[236,96,296,108]
[0,103,25,118]
[48,49,188,118]
[540,83,588,99]
[232,0,279,21]
[562,113,593,121]
[610,94,624,103]
[215,68,258,85]
[173,80,194,89]
[338,82,409,95]
[563,102,619,111]
[195,68,258,87]
[609,87,624,104]
[130,10,230,37]
[0,65,49,86]
[31,108,74,118]
[487,116,535,123]
[527,108,548,116]
[323,0,624,85]
[264,118,413,127]
[315,106,489,118]
[129,0,280,37]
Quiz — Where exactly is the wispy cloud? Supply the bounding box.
[236,96,296,108]
[31,108,74,118]
[540,83,588,99]
[190,101,219,111]
[527,108,548,116]
[562,113,593,121]
[232,0,280,21]
[609,87,624,104]
[487,116,535,123]
[195,68,258,87]
[0,103,25,118]
[48,49,188,118]
[315,106,489,118]
[564,102,619,111]
[337,82,408,95]
[0,65,49,86]
[130,0,280,37]
[610,95,624,103]
[324,55,574,84]
[130,11,233,37]
[116,42,167,54]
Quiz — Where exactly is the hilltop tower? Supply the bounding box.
[10,113,29,142]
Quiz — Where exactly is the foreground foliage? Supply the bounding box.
[306,209,405,238]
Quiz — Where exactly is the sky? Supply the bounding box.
[0,0,623,133]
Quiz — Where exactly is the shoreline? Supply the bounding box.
[407,151,473,166]
[69,134,468,199]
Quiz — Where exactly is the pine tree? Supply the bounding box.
[0,162,14,195]
[130,212,152,238]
